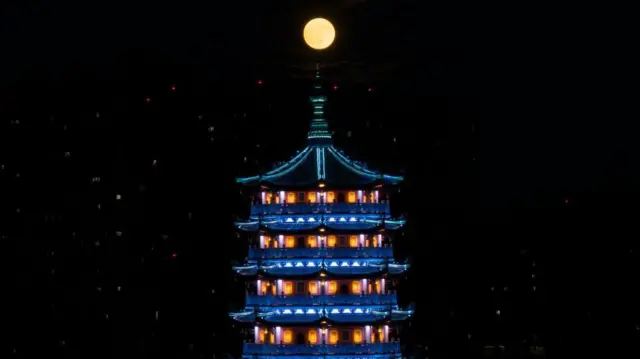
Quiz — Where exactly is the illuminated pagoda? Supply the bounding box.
[229,65,413,359]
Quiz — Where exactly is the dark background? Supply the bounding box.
[1,0,637,358]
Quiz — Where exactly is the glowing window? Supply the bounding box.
[327,281,337,294]
[283,329,293,344]
[351,281,361,294]
[286,192,296,204]
[284,281,293,295]
[369,192,375,203]
[327,191,336,203]
[307,236,317,248]
[347,191,357,203]
[308,330,318,344]
[308,281,318,295]
[265,193,273,204]
[375,280,382,294]
[349,235,358,248]
[308,192,317,203]
[327,235,337,247]
[260,328,267,343]
[353,329,362,344]
[329,329,339,344]
[285,236,295,248]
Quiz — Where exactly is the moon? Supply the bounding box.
[303,18,336,50]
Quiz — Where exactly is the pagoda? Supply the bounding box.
[229,65,412,359]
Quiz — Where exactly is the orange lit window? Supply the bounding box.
[327,235,337,247]
[308,330,318,344]
[285,236,295,248]
[308,192,317,203]
[327,281,337,295]
[327,191,336,203]
[307,236,317,248]
[286,192,296,204]
[261,281,268,295]
[347,191,357,203]
[349,235,358,248]
[374,280,381,294]
[265,193,273,204]
[370,331,376,343]
[308,281,318,295]
[283,329,293,344]
[329,329,339,344]
[351,280,361,294]
[284,281,293,295]
[353,329,362,344]
[260,328,266,343]
[369,192,375,203]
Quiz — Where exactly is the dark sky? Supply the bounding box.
[1,1,638,358]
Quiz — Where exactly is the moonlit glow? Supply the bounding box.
[303,18,336,50]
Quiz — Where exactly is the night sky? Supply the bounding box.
[1,1,638,358]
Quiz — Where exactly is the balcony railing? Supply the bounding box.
[246,293,397,306]
[251,203,390,216]
[248,247,393,259]
[243,342,400,355]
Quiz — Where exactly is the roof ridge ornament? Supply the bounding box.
[307,63,332,146]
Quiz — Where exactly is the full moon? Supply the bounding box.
[303,18,335,50]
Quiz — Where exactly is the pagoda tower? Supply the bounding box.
[229,64,413,359]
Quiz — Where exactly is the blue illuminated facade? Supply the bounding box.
[231,69,412,359]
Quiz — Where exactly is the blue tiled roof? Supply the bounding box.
[237,146,403,187]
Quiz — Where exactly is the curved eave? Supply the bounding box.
[234,218,406,233]
[236,147,314,186]
[230,311,413,325]
[235,145,404,188]
[326,146,404,186]
[232,265,410,279]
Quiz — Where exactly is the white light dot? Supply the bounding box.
[116,194,121,200]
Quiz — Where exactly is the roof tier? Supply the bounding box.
[236,68,403,189]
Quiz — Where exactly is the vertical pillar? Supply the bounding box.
[255,325,260,343]
[362,279,368,294]
[381,278,386,293]
[359,234,365,247]
[261,192,266,204]
[257,280,262,295]
[279,191,285,203]
[260,235,265,248]
[374,190,379,203]
[384,325,389,342]
[278,235,284,247]
[277,279,283,295]
[357,190,363,202]
[275,326,282,344]
[378,234,383,247]
[365,325,371,343]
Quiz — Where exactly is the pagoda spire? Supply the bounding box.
[307,63,333,146]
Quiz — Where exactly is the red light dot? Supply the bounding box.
[368,87,373,92]
[564,198,569,204]
[257,80,263,85]
[333,85,338,90]
[145,97,151,103]
[171,252,177,259]
[171,85,176,91]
